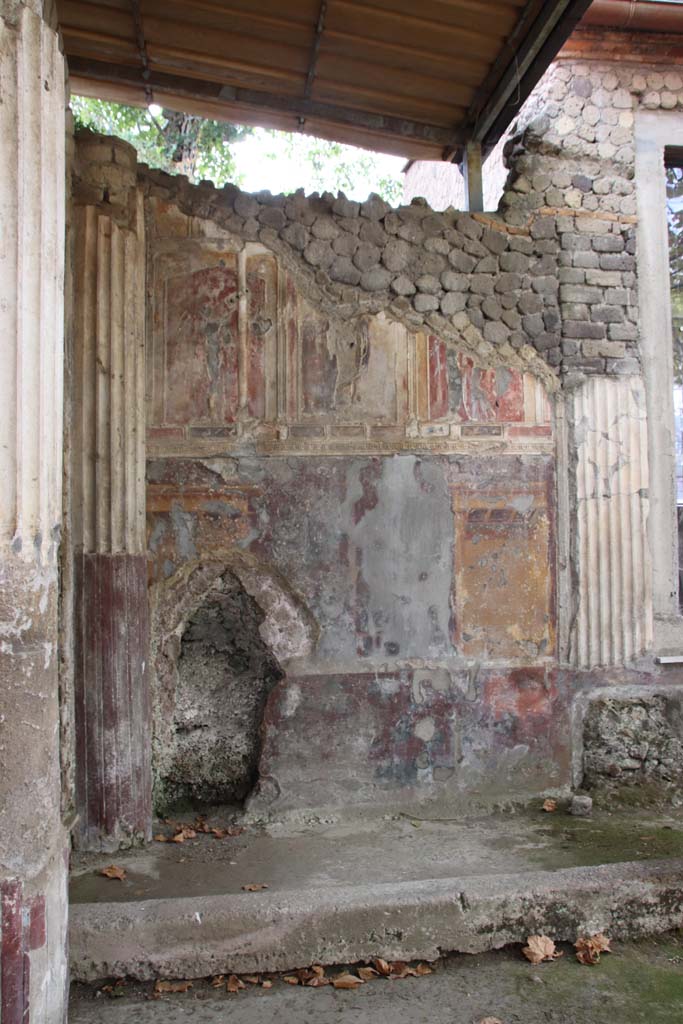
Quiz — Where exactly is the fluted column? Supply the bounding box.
[570,376,653,668]
[0,3,68,1021]
[71,132,151,850]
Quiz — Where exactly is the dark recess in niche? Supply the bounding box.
[163,570,283,811]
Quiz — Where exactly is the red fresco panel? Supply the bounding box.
[246,255,277,420]
[164,264,239,425]
[458,354,524,422]
[27,896,46,952]
[428,335,449,419]
[286,277,298,420]
[301,316,336,415]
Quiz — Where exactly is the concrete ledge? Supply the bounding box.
[70,858,683,981]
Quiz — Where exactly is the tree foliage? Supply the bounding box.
[71,97,251,183]
[70,97,404,203]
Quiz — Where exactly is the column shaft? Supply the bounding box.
[0,3,68,1021]
[71,134,151,850]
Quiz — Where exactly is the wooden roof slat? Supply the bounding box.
[145,46,306,95]
[61,29,139,62]
[61,0,132,13]
[59,0,135,39]
[322,28,485,86]
[339,0,524,36]
[315,52,476,109]
[313,77,465,127]
[326,1,508,61]
[143,0,316,31]
[141,0,315,50]
[141,15,311,75]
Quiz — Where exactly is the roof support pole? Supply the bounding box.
[462,141,484,212]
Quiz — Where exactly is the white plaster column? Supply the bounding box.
[0,2,68,1021]
[570,376,653,668]
[70,132,151,850]
[71,137,146,556]
[635,109,683,641]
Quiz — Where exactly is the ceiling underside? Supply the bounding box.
[58,0,594,160]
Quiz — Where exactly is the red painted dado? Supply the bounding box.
[0,881,49,1023]
[73,554,151,850]
[253,667,571,815]
[1,879,25,1024]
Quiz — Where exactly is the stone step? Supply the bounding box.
[69,809,683,982]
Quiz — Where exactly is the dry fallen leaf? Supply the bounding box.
[282,975,300,986]
[522,936,563,964]
[332,973,364,989]
[357,966,379,981]
[243,975,260,985]
[154,980,193,994]
[542,798,558,813]
[171,827,197,844]
[100,980,125,998]
[153,834,169,843]
[389,961,418,979]
[575,934,612,966]
[301,965,330,987]
[478,1018,504,1024]
[306,975,330,988]
[415,963,433,976]
[226,975,245,993]
[373,958,392,977]
[261,980,273,989]
[242,883,269,892]
[210,975,224,989]
[588,933,611,954]
[100,865,126,881]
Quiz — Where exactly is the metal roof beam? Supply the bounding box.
[304,0,327,100]
[66,56,463,153]
[463,0,595,157]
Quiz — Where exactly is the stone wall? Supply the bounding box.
[137,136,637,384]
[583,691,683,807]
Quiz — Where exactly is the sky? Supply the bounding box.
[229,128,405,199]
[147,105,405,200]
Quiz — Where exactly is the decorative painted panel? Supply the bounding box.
[451,469,556,661]
[148,239,553,457]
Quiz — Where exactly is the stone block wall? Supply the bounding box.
[139,155,639,382]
